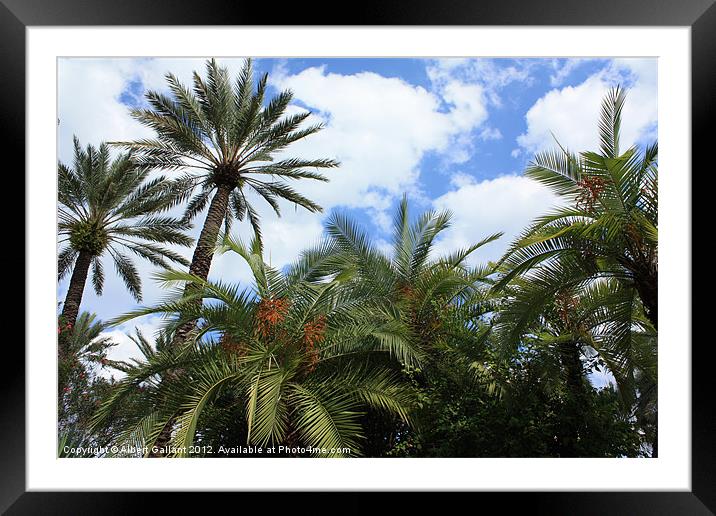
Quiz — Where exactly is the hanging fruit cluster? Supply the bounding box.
[575,175,607,212]
[220,335,247,357]
[302,315,326,373]
[554,290,579,327]
[255,297,291,338]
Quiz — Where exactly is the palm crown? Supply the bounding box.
[323,196,501,353]
[494,86,658,328]
[58,137,192,327]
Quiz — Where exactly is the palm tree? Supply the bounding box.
[58,312,122,455]
[91,234,414,457]
[112,58,339,344]
[320,198,507,450]
[58,312,112,428]
[58,137,193,330]
[494,86,658,328]
[491,86,659,454]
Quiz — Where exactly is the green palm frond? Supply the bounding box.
[89,344,193,433]
[90,257,104,295]
[108,411,172,457]
[287,382,362,457]
[170,355,242,455]
[337,367,414,424]
[245,366,290,447]
[58,245,78,281]
[525,147,583,196]
[598,85,626,158]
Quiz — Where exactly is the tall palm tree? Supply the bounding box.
[92,234,414,457]
[58,137,192,330]
[112,58,339,344]
[494,86,658,327]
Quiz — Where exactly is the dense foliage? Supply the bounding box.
[57,60,658,458]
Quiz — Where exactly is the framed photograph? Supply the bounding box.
[5,0,711,512]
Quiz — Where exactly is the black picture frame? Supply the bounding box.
[3,0,711,513]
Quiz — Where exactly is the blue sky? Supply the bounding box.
[57,57,657,381]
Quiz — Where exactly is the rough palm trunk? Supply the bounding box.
[173,183,232,345]
[153,183,232,457]
[635,272,658,329]
[61,250,93,329]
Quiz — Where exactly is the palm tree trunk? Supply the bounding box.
[60,250,93,329]
[152,184,232,458]
[635,273,658,329]
[173,183,232,345]
[558,341,588,457]
[284,418,301,457]
[188,183,233,281]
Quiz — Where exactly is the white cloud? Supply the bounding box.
[427,58,536,108]
[589,369,617,389]
[517,59,657,156]
[431,174,559,265]
[441,81,488,131]
[271,66,489,205]
[94,315,165,380]
[479,127,503,141]
[549,58,585,87]
[58,59,152,162]
[208,201,326,285]
[57,57,268,163]
[374,238,394,257]
[268,64,491,233]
